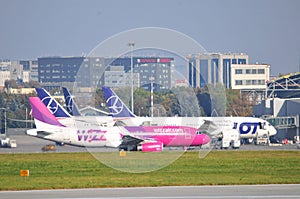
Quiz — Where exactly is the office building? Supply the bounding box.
[0,60,32,88]
[38,56,175,90]
[231,64,270,90]
[104,66,140,88]
[187,53,248,88]
[108,57,175,90]
[0,71,10,88]
[20,60,39,82]
[38,57,84,84]
[38,56,108,90]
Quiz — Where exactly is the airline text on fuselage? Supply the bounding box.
[77,129,107,142]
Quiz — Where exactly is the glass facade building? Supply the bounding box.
[187,53,248,88]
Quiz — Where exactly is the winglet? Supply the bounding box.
[62,87,81,116]
[102,86,136,117]
[29,97,65,127]
[35,88,71,118]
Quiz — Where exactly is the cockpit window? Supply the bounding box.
[259,122,267,129]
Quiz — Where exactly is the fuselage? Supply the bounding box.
[124,126,210,147]
[28,119,210,148]
[27,119,123,147]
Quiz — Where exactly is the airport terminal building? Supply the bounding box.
[254,73,300,141]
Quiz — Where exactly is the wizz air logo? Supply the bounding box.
[41,96,59,114]
[233,122,260,135]
[77,129,107,142]
[106,95,124,115]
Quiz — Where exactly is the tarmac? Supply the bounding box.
[0,128,299,154]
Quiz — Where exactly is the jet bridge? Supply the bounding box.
[265,115,300,141]
[266,116,299,129]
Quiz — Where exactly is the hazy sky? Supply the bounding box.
[0,0,299,76]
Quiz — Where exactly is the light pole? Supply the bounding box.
[128,42,135,113]
[149,76,154,117]
[1,108,6,135]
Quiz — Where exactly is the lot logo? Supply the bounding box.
[65,95,73,113]
[41,96,59,114]
[233,122,260,135]
[106,95,124,115]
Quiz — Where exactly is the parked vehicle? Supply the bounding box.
[0,137,17,148]
[42,144,56,152]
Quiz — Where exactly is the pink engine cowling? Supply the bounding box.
[137,141,163,152]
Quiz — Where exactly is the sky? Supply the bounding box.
[0,0,300,76]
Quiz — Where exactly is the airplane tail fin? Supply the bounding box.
[62,87,81,116]
[35,88,71,118]
[102,86,136,117]
[29,97,65,127]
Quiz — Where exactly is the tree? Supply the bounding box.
[225,89,254,116]
[0,93,33,128]
[134,88,150,116]
[4,80,19,89]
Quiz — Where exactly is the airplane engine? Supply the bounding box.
[137,141,163,152]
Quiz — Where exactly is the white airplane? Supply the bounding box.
[26,97,122,148]
[101,86,277,139]
[27,97,210,151]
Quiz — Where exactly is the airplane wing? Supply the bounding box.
[119,135,144,148]
[118,134,163,152]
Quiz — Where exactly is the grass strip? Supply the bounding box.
[0,150,299,190]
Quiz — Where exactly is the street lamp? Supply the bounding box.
[1,108,6,135]
[149,76,155,117]
[128,42,135,113]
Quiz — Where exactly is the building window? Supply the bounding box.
[235,80,242,85]
[235,69,243,74]
[258,69,265,74]
[258,80,265,85]
[246,69,251,74]
[246,80,251,85]
[252,69,257,74]
[238,59,246,64]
